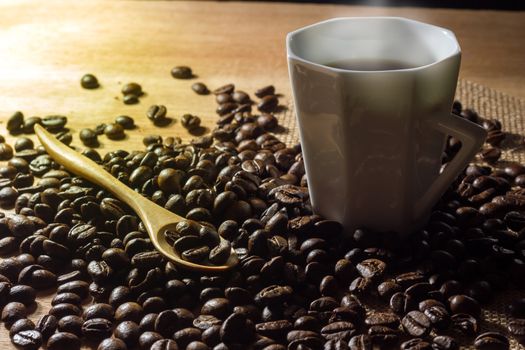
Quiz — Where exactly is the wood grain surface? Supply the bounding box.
[0,1,523,348]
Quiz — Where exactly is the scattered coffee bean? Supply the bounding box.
[79,128,98,146]
[81,74,99,89]
[171,66,193,79]
[192,82,209,95]
[115,115,135,129]
[121,82,143,96]
[104,123,125,140]
[181,114,201,131]
[147,105,169,125]
[255,85,275,98]
[123,94,139,105]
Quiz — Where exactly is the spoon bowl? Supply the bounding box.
[35,124,238,272]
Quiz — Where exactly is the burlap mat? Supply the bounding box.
[278,79,525,349]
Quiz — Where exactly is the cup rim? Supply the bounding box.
[286,17,461,73]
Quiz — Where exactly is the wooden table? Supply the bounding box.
[0,1,523,348]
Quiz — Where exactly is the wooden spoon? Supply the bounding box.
[35,125,238,272]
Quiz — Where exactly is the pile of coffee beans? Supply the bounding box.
[1,80,524,350]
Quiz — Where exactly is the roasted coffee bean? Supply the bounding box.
[201,298,231,319]
[481,147,501,163]
[9,285,36,305]
[356,259,386,280]
[79,128,98,146]
[122,82,143,96]
[82,317,113,338]
[14,137,34,152]
[22,116,42,133]
[181,114,202,131]
[448,294,480,317]
[182,245,210,263]
[151,339,179,350]
[401,311,431,337]
[365,312,400,328]
[9,318,35,338]
[57,280,89,299]
[173,327,202,348]
[213,83,234,95]
[258,95,279,113]
[209,240,232,265]
[507,319,525,344]
[154,309,179,337]
[114,302,143,323]
[255,284,293,305]
[192,82,209,95]
[42,115,67,131]
[220,312,254,343]
[104,123,125,140]
[0,186,18,206]
[58,315,83,336]
[123,94,139,105]
[423,305,449,330]
[431,335,458,350]
[345,271,373,292]
[451,313,477,335]
[11,329,42,350]
[368,326,399,347]
[139,331,163,349]
[474,332,509,350]
[400,338,432,350]
[0,236,18,255]
[47,332,81,350]
[97,338,127,350]
[147,105,168,125]
[101,248,130,269]
[255,320,293,340]
[83,303,114,320]
[378,280,402,299]
[349,334,372,350]
[114,320,140,347]
[320,321,355,341]
[115,115,135,129]
[8,111,25,132]
[1,302,27,326]
[50,303,81,319]
[171,66,193,79]
[36,314,58,339]
[81,74,99,89]
[186,341,209,350]
[255,85,275,98]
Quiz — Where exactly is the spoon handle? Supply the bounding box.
[34,125,154,223]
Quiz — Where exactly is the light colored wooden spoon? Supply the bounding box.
[35,124,238,272]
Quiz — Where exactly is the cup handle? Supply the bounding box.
[414,114,487,221]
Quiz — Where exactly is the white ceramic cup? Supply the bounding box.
[287,17,487,234]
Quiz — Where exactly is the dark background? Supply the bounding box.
[270,0,524,10]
